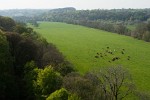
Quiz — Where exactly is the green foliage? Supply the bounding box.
[97,66,135,100]
[68,94,81,100]
[41,44,64,67]
[63,72,98,100]
[142,31,150,42]
[24,61,37,74]
[30,20,39,27]
[132,22,150,41]
[0,30,18,99]
[2,8,150,23]
[46,88,69,100]
[2,21,68,99]
[5,30,66,76]
[36,66,62,97]
[23,61,39,100]
[0,16,16,31]
[0,30,12,69]
[135,23,147,39]
[5,32,38,78]
[0,18,73,99]
[14,24,33,34]
[41,8,150,23]
[56,61,75,76]
[46,88,81,100]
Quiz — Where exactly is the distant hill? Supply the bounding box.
[0,7,76,17]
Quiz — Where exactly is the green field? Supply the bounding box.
[33,22,150,93]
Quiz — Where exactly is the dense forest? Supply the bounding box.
[0,8,150,100]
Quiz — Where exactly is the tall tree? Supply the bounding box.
[97,66,135,100]
[0,16,16,31]
[0,30,18,100]
[35,66,62,99]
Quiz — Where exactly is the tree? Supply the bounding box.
[114,24,128,35]
[23,61,39,100]
[97,66,135,100]
[5,32,38,77]
[135,23,147,39]
[46,88,81,100]
[14,25,33,34]
[36,66,62,98]
[46,88,69,100]
[56,61,75,76]
[63,72,97,100]
[142,31,150,42]
[68,94,81,100]
[0,16,16,31]
[41,44,64,67]
[0,30,18,100]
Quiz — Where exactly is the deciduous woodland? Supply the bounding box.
[0,7,150,100]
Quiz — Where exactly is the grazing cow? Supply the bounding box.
[115,57,120,60]
[107,47,109,49]
[112,57,120,61]
[121,51,124,54]
[108,51,113,55]
[127,56,130,60]
[112,58,116,61]
[95,55,99,58]
[108,61,111,63]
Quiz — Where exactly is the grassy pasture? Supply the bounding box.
[32,22,150,94]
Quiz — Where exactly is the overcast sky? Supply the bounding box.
[0,0,150,10]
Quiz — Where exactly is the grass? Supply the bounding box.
[32,22,150,94]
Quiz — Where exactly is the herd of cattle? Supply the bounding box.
[95,47,131,63]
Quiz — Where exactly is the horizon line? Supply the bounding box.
[0,7,150,11]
